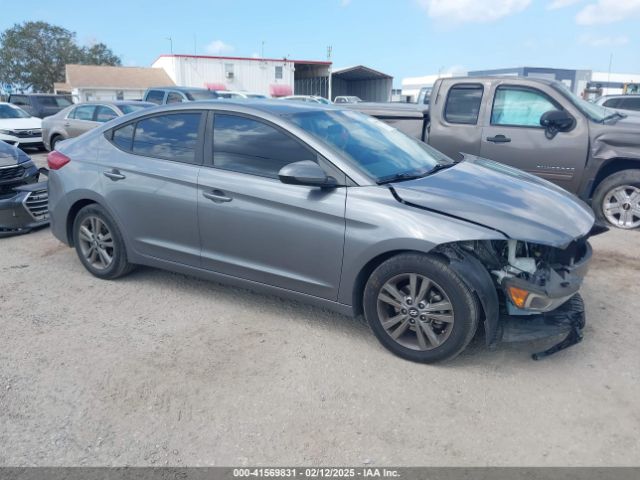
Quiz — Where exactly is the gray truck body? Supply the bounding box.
[348,77,640,215]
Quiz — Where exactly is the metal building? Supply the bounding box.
[331,65,393,102]
[152,54,331,97]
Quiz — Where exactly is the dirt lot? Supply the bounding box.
[1,152,639,466]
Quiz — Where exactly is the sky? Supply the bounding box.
[1,0,639,86]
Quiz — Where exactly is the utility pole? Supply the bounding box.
[166,37,173,54]
[261,41,265,58]
[327,45,332,101]
[194,35,197,55]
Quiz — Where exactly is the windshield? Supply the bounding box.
[0,104,31,119]
[185,90,219,101]
[551,82,612,122]
[286,109,450,182]
[118,104,151,114]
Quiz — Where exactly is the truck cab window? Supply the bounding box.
[491,87,559,127]
[444,84,483,124]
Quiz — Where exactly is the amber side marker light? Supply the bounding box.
[507,285,529,309]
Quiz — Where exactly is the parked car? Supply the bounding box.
[280,95,331,104]
[47,101,597,363]
[0,140,48,236]
[0,102,43,149]
[42,101,155,151]
[334,96,362,104]
[416,86,433,105]
[594,94,640,113]
[214,91,270,99]
[143,87,219,105]
[347,76,640,230]
[8,93,73,118]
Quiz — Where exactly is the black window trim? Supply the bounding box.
[443,83,484,125]
[203,110,347,184]
[489,84,572,130]
[105,109,206,166]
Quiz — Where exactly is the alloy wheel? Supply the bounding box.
[77,215,115,270]
[602,185,640,229]
[376,273,455,351]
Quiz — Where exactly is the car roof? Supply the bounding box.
[73,101,155,107]
[148,86,211,92]
[161,98,339,116]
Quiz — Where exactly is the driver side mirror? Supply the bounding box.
[278,160,337,188]
[540,110,575,135]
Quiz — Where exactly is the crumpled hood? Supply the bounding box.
[392,156,595,248]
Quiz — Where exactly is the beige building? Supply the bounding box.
[54,64,174,102]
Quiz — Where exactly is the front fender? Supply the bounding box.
[434,244,500,346]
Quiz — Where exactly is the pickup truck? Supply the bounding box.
[348,76,640,230]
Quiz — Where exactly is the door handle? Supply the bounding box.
[103,170,126,181]
[203,190,232,203]
[486,134,511,143]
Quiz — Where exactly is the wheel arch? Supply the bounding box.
[65,199,98,246]
[350,243,500,346]
[590,157,640,197]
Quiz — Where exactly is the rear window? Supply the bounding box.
[619,97,640,111]
[117,104,151,115]
[35,96,72,107]
[444,84,483,125]
[145,90,165,104]
[184,90,218,101]
[132,112,202,163]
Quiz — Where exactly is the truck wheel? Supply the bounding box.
[593,169,640,229]
[72,204,134,279]
[363,253,479,363]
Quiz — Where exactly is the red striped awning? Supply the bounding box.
[270,84,292,97]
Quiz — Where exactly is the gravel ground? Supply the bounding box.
[1,152,639,466]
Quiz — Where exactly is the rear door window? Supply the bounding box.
[132,112,202,164]
[146,90,165,104]
[444,84,483,124]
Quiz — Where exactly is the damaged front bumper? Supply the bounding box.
[500,294,586,360]
[0,180,50,237]
[498,240,593,359]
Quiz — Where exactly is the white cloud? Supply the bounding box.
[340,0,352,6]
[576,0,640,25]
[205,40,234,55]
[418,0,531,23]
[547,0,582,9]
[578,33,630,46]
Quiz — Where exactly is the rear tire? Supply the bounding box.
[49,134,62,151]
[72,204,134,279]
[363,253,479,363]
[592,169,640,229]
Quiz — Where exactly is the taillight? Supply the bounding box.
[47,151,70,170]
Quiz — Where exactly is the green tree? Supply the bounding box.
[81,42,122,66]
[0,21,121,93]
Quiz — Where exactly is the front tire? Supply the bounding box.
[593,169,640,229]
[363,253,479,363]
[72,204,134,279]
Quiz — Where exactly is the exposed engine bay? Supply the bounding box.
[437,235,595,360]
[463,237,591,314]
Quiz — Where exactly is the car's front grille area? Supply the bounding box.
[0,165,25,182]
[14,129,42,138]
[24,189,48,220]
